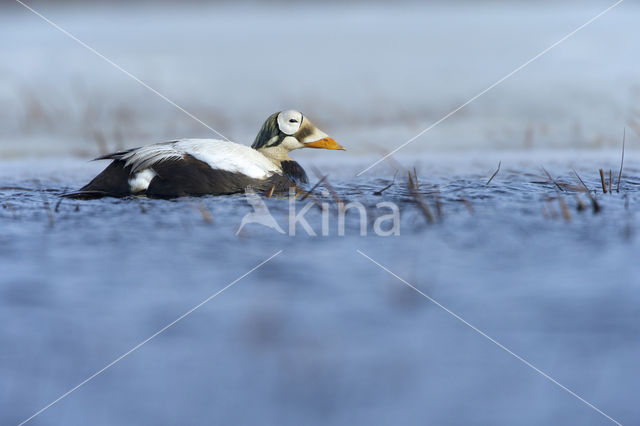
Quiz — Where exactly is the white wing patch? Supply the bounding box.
[128,169,157,192]
[120,139,281,179]
[123,144,182,174]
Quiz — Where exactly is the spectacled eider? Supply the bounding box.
[66,110,344,199]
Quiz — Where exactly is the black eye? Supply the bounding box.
[289,119,298,123]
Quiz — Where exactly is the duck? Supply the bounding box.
[66,110,344,199]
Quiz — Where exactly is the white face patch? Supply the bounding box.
[277,110,303,135]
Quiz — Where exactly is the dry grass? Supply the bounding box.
[410,190,435,223]
[373,180,395,196]
[574,194,587,212]
[300,175,327,201]
[541,167,565,192]
[572,169,600,214]
[599,168,607,193]
[557,197,571,222]
[617,128,625,193]
[460,197,474,215]
[486,161,501,185]
[407,170,415,190]
[434,187,444,219]
[406,169,434,223]
[311,167,343,206]
[185,198,213,223]
[266,185,275,198]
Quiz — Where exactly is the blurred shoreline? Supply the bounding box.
[1,1,638,157]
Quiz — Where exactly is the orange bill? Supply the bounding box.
[304,137,345,150]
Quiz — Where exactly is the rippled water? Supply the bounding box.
[1,152,639,425]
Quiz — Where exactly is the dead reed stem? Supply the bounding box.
[573,169,600,213]
[541,167,565,192]
[406,173,433,222]
[186,198,212,223]
[300,176,326,201]
[599,169,607,193]
[293,184,302,199]
[197,204,213,223]
[266,185,275,198]
[374,171,398,196]
[310,166,342,205]
[290,183,322,209]
[617,128,625,193]
[374,181,394,195]
[486,161,501,185]
[460,197,474,215]
[407,170,415,190]
[558,197,571,222]
[411,189,434,223]
[54,197,64,213]
[434,188,443,219]
[323,178,343,205]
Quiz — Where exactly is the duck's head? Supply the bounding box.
[251,110,344,162]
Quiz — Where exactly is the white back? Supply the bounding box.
[121,139,280,179]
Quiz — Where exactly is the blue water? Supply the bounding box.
[1,152,639,425]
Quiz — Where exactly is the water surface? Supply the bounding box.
[1,152,639,425]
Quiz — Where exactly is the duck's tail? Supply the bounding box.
[60,190,111,199]
[65,160,133,199]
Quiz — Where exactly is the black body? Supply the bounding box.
[66,154,305,199]
[280,160,308,184]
